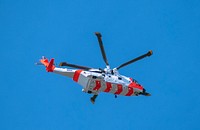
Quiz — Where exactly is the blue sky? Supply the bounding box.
[0,0,200,130]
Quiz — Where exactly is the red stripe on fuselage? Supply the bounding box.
[114,84,123,95]
[93,80,101,91]
[104,82,112,92]
[128,82,143,90]
[73,70,82,82]
[126,87,134,96]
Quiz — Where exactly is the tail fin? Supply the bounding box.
[40,56,55,72]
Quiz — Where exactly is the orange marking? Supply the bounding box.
[46,59,55,72]
[104,82,112,92]
[40,58,55,72]
[73,70,82,82]
[93,80,101,91]
[40,59,49,67]
[126,87,134,96]
[114,84,123,95]
[129,82,143,90]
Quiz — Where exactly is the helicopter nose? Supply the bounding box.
[142,88,151,96]
[129,81,143,91]
[134,84,143,90]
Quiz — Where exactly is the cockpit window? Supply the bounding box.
[132,78,138,84]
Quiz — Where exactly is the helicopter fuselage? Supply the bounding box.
[53,67,144,96]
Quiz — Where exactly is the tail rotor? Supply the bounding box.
[36,56,55,72]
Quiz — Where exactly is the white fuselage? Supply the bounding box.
[53,67,144,96]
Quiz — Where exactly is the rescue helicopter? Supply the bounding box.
[37,32,153,104]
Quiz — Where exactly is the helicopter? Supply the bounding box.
[37,32,153,104]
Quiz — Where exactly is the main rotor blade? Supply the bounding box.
[116,50,153,70]
[95,32,109,66]
[59,62,92,70]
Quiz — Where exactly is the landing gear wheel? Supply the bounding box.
[90,98,95,104]
[90,95,98,104]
